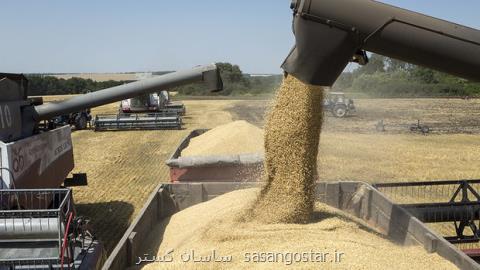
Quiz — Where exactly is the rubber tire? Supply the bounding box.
[75,115,88,130]
[333,105,347,118]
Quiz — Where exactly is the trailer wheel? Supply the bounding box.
[421,126,430,134]
[75,114,88,130]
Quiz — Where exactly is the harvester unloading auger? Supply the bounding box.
[284,0,480,86]
[0,64,222,269]
[282,0,480,261]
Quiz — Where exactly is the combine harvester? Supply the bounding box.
[94,91,186,131]
[0,64,222,269]
[120,91,185,116]
[104,0,480,269]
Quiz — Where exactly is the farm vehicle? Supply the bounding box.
[324,92,356,117]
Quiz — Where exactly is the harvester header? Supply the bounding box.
[283,0,480,86]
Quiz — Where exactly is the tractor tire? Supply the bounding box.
[332,105,347,118]
[75,115,88,130]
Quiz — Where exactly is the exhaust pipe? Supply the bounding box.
[283,0,480,86]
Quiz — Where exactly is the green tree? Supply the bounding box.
[408,66,438,84]
[335,55,480,97]
[27,75,126,96]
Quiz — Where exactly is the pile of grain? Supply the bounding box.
[137,188,456,270]
[249,75,324,223]
[181,120,264,157]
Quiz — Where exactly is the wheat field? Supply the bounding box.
[46,96,480,254]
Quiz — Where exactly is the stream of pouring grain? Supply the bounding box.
[249,74,324,223]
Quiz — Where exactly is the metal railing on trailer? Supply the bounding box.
[373,179,480,261]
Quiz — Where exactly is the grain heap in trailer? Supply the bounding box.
[0,65,222,269]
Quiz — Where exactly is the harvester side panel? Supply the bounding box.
[0,126,73,189]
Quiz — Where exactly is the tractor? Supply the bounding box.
[323,92,356,118]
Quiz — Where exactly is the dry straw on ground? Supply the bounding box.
[137,188,456,270]
[69,100,235,253]
[181,120,264,157]
[249,75,324,223]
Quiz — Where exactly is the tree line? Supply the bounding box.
[26,63,282,97]
[27,75,127,96]
[26,59,479,98]
[333,54,480,98]
[173,63,282,96]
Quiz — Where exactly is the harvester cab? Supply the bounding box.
[120,93,161,113]
[0,64,223,269]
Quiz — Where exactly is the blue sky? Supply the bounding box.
[0,1,478,74]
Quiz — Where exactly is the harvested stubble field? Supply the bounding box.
[68,99,235,253]
[230,98,480,134]
[48,95,480,256]
[228,98,480,182]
